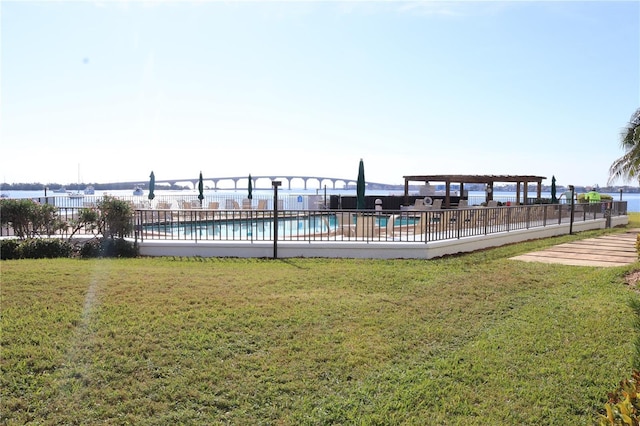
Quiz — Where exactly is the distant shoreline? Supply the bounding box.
[2,182,639,193]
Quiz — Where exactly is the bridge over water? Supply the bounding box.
[105,175,399,191]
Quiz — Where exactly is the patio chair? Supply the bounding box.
[382,214,403,240]
[242,198,252,210]
[256,199,268,210]
[355,214,377,238]
[335,212,355,237]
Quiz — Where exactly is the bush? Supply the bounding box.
[16,238,73,259]
[0,199,64,239]
[96,196,134,239]
[79,239,102,258]
[79,238,138,258]
[0,239,21,260]
[599,371,640,425]
[102,238,138,258]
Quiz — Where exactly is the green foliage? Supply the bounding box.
[79,238,138,258]
[636,235,640,256]
[0,239,21,260]
[3,238,73,259]
[600,371,640,425]
[0,199,65,239]
[66,207,100,239]
[96,196,134,239]
[631,298,640,371]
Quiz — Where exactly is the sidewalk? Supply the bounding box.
[510,230,639,267]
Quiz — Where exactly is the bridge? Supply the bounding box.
[104,175,400,191]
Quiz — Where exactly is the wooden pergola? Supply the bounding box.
[403,174,547,208]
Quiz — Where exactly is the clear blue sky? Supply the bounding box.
[1,1,638,188]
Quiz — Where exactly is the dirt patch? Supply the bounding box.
[625,270,640,288]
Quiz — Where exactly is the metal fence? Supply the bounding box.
[0,201,627,243]
[133,201,627,244]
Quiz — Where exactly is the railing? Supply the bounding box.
[0,201,627,242]
[133,201,627,244]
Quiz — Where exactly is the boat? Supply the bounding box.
[52,187,67,193]
[133,186,144,196]
[68,191,84,199]
[84,185,95,195]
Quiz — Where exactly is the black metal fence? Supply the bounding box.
[0,201,627,243]
[133,201,626,243]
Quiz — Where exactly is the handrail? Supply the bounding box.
[0,201,626,241]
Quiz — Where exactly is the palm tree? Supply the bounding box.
[609,108,640,184]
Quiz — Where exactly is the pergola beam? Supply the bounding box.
[403,174,547,207]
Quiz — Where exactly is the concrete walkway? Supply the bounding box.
[511,230,639,267]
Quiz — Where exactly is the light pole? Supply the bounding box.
[569,185,575,235]
[272,181,282,259]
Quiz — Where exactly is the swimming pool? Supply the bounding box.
[140,212,420,241]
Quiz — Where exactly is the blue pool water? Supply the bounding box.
[143,214,420,240]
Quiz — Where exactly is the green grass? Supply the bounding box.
[2,220,640,425]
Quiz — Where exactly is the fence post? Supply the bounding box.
[569,185,575,235]
[272,181,282,259]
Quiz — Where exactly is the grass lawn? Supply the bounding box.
[2,218,640,425]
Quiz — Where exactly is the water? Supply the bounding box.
[145,212,422,240]
[2,189,638,211]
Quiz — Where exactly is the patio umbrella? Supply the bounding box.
[197,171,204,206]
[356,158,366,210]
[551,175,557,204]
[248,174,253,200]
[148,171,155,200]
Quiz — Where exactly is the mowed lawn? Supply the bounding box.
[2,227,639,425]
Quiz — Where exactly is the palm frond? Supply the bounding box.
[609,108,640,184]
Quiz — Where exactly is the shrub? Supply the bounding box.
[102,238,138,258]
[0,239,21,260]
[599,371,640,425]
[18,238,73,259]
[96,196,134,239]
[79,239,102,258]
[78,238,138,258]
[0,199,64,239]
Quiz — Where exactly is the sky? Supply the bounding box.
[1,1,639,189]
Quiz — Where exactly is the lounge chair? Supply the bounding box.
[335,212,355,237]
[208,201,219,210]
[256,199,268,210]
[355,214,377,238]
[242,198,252,210]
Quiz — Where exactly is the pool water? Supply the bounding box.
[142,213,420,240]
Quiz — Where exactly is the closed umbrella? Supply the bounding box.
[551,175,557,204]
[248,174,253,200]
[356,158,365,210]
[198,171,204,207]
[148,171,155,200]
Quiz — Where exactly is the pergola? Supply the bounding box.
[403,174,547,208]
